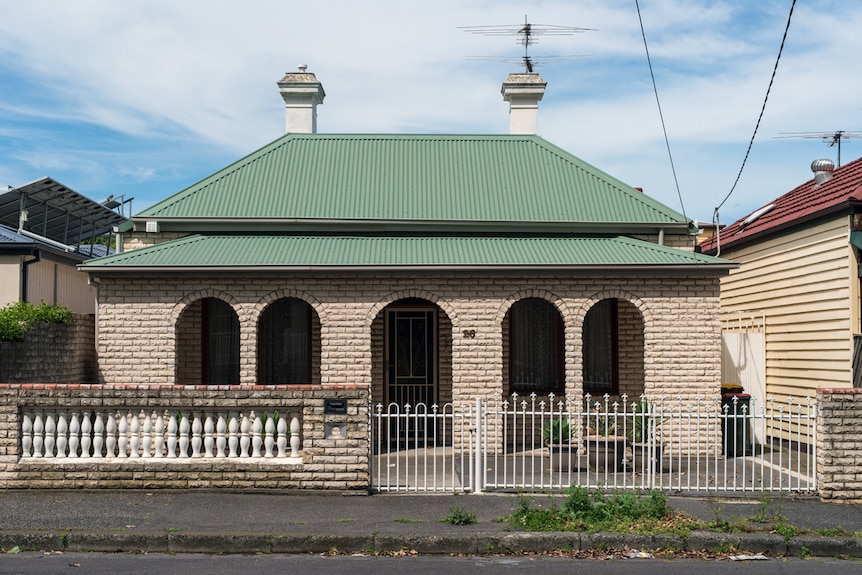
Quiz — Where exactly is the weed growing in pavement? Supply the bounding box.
[444,504,477,525]
[508,486,701,535]
[749,496,786,523]
[773,522,801,540]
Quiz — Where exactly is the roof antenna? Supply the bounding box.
[775,130,862,167]
[460,15,594,73]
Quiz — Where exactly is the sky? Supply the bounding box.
[1,0,860,225]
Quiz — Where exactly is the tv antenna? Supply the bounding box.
[460,15,594,73]
[775,130,862,166]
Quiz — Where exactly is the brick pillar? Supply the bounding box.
[817,388,862,504]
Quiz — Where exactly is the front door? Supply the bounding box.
[385,308,436,410]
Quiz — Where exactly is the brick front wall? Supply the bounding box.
[817,388,862,504]
[0,315,96,384]
[0,385,368,490]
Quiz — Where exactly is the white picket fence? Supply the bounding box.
[371,392,817,494]
[19,410,302,461]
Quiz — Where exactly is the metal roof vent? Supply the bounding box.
[811,158,835,186]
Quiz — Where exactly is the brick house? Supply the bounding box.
[0,69,733,490]
[81,69,733,406]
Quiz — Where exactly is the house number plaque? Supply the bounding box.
[463,329,476,339]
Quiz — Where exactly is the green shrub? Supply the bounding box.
[0,301,73,342]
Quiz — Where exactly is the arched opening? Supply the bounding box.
[503,298,564,396]
[258,297,320,385]
[583,298,644,399]
[175,297,240,385]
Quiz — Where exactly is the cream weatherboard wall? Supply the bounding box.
[26,258,96,314]
[718,216,857,401]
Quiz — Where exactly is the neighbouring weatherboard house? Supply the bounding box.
[700,156,862,404]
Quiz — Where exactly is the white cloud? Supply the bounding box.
[0,0,859,220]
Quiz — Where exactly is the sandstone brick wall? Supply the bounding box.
[817,388,862,504]
[0,315,96,384]
[0,385,368,490]
[92,273,723,408]
[123,230,188,251]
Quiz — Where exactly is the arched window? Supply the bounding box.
[259,298,312,384]
[202,298,240,385]
[509,298,563,393]
[583,299,618,394]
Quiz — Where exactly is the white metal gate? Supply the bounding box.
[370,392,817,494]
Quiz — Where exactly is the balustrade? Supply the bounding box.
[19,409,302,461]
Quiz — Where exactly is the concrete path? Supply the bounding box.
[0,490,860,558]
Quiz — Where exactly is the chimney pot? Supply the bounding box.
[501,73,546,135]
[277,67,325,134]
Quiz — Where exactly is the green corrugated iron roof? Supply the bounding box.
[82,234,731,271]
[137,134,688,230]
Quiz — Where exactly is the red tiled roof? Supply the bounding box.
[700,156,862,254]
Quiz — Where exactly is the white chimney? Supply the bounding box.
[811,158,835,186]
[501,73,546,135]
[278,65,326,134]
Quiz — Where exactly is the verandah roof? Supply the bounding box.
[81,234,732,272]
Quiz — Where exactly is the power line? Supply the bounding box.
[715,0,797,214]
[634,0,686,220]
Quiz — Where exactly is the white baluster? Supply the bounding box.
[106,412,117,458]
[21,413,32,457]
[179,413,190,457]
[228,414,239,458]
[44,413,56,458]
[68,413,80,458]
[167,412,178,458]
[129,411,140,458]
[251,411,262,458]
[33,413,44,458]
[56,412,67,458]
[80,412,92,458]
[216,414,227,458]
[239,413,250,458]
[264,415,275,458]
[191,413,202,457]
[203,413,214,458]
[141,411,152,458]
[153,412,164,458]
[93,413,104,458]
[117,412,128,458]
[290,417,300,458]
[276,416,287,457]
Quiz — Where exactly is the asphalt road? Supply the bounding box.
[1,552,861,575]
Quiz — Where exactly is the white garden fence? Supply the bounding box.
[371,392,817,494]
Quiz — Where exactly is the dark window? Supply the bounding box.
[583,299,618,394]
[509,298,563,393]
[259,298,311,384]
[202,298,240,385]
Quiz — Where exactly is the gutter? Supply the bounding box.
[80,262,739,274]
[132,217,695,235]
[21,250,41,303]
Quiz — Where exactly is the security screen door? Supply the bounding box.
[385,308,436,414]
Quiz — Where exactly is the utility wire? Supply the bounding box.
[635,0,686,220]
[715,0,797,214]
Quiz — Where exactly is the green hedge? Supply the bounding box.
[0,301,73,342]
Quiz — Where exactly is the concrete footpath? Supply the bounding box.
[1,490,861,558]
